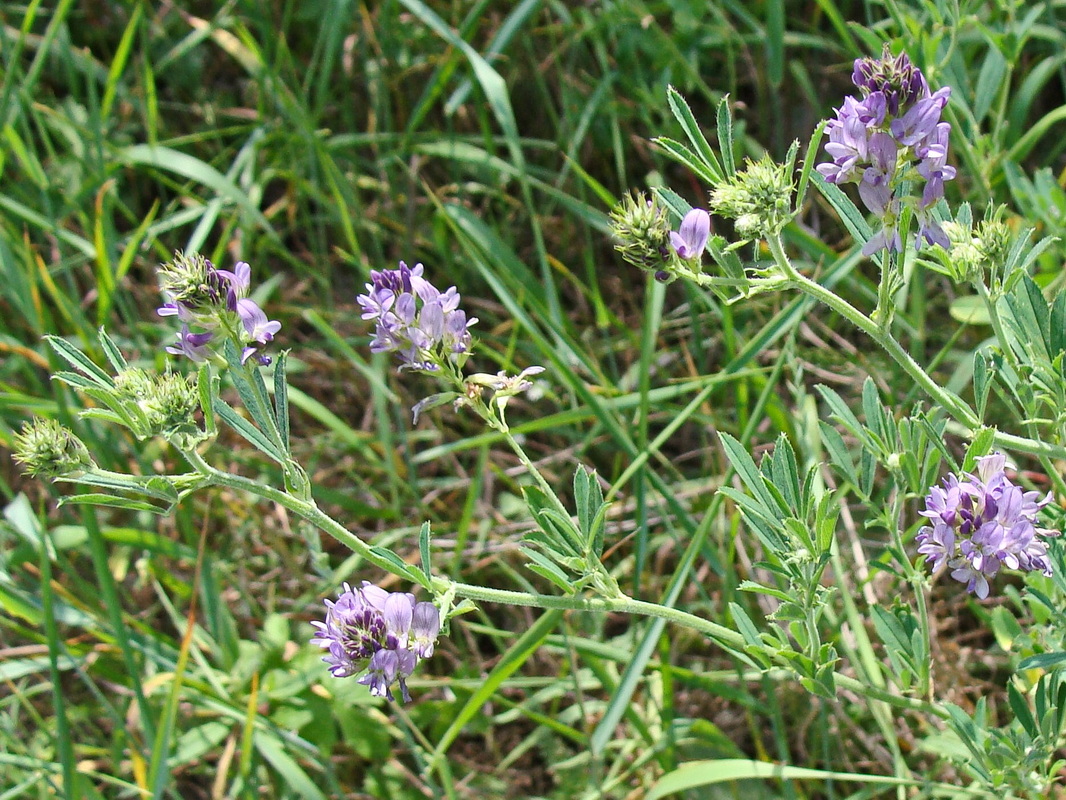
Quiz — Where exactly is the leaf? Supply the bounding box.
[717,432,777,513]
[368,546,429,588]
[411,392,459,424]
[1019,652,1066,671]
[1008,681,1038,738]
[273,351,290,453]
[818,421,858,488]
[652,137,722,187]
[418,521,432,580]
[212,399,286,464]
[59,494,168,514]
[1004,273,1050,363]
[973,351,991,419]
[665,86,723,183]
[44,335,112,386]
[949,295,992,325]
[768,434,799,513]
[962,428,997,472]
[223,340,285,451]
[198,363,216,435]
[795,120,827,213]
[716,95,735,176]
[573,465,606,556]
[52,370,105,390]
[811,174,872,246]
[97,327,128,373]
[521,547,575,593]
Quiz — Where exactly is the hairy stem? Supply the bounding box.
[767,234,1066,461]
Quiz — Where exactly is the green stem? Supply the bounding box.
[450,581,945,717]
[874,249,897,329]
[180,448,396,574]
[499,425,570,514]
[767,233,977,427]
[181,445,944,718]
[767,234,1066,462]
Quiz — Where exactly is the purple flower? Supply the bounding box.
[916,454,1057,598]
[916,122,956,208]
[357,262,477,373]
[669,209,710,259]
[310,581,441,703]
[213,261,251,311]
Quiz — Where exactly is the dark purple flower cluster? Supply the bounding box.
[916,454,1056,599]
[310,582,441,702]
[817,48,956,255]
[357,261,476,372]
[157,254,280,365]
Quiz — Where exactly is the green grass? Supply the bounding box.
[3,0,1066,797]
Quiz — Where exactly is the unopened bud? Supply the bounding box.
[610,192,673,272]
[14,419,94,478]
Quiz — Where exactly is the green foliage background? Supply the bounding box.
[2,0,1066,797]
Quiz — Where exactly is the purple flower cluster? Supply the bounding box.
[817,48,956,255]
[157,254,281,365]
[311,582,441,702]
[357,261,476,372]
[916,454,1056,599]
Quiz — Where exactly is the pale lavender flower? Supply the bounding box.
[916,123,956,208]
[236,298,282,364]
[916,210,950,249]
[859,186,902,256]
[817,97,871,185]
[411,603,441,658]
[166,326,214,362]
[916,521,955,573]
[310,581,441,703]
[890,87,951,147]
[357,261,477,373]
[669,209,710,259]
[916,454,1057,598]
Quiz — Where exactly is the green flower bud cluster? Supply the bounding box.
[710,154,795,240]
[14,419,94,479]
[937,210,1014,288]
[157,251,225,313]
[114,368,204,445]
[609,192,672,273]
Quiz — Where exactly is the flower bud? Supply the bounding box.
[609,192,672,272]
[140,373,202,440]
[14,419,94,478]
[710,155,794,239]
